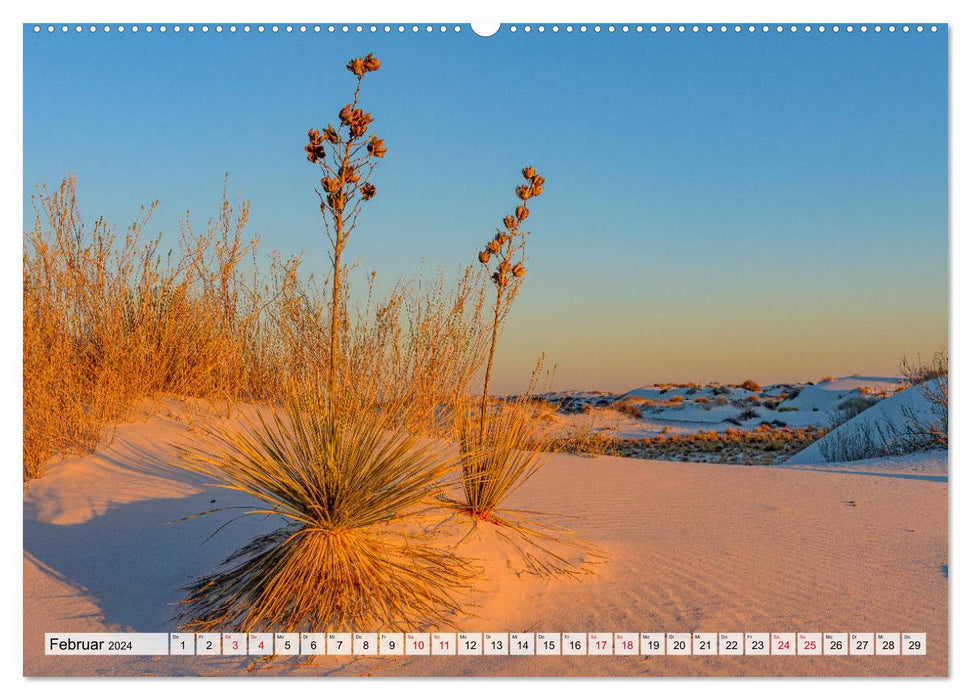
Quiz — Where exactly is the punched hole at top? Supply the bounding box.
[470,23,500,37]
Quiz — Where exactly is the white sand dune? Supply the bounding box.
[788,383,944,465]
[549,376,907,435]
[24,402,947,677]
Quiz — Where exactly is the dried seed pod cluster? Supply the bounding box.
[476,166,544,289]
[474,166,546,443]
[347,53,381,77]
[305,53,387,214]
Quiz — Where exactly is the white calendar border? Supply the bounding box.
[4,0,965,699]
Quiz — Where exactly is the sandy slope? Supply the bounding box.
[789,383,943,465]
[23,402,947,677]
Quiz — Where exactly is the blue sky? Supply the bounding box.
[23,25,947,392]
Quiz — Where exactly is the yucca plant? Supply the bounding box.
[455,169,548,519]
[456,390,550,520]
[452,174,600,576]
[177,385,474,632]
[452,375,599,577]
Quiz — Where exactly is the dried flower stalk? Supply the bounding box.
[475,167,545,440]
[304,53,387,401]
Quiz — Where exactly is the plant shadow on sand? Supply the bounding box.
[24,437,281,634]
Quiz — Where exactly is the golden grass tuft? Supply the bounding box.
[451,392,600,578]
[455,394,552,521]
[177,385,475,633]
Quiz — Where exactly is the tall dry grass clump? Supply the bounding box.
[23,177,143,479]
[456,392,551,520]
[22,176,303,481]
[454,391,595,576]
[177,385,474,632]
[453,376,598,577]
[22,178,486,480]
[342,268,488,434]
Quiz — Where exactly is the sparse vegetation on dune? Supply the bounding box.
[818,346,948,462]
[553,424,827,465]
[900,346,948,449]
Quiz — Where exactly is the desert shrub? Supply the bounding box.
[452,173,595,576]
[524,397,561,424]
[899,347,948,450]
[830,394,880,426]
[454,392,595,577]
[612,398,643,419]
[819,375,835,383]
[177,385,473,632]
[746,395,762,405]
[548,418,619,456]
[736,408,759,421]
[668,395,684,405]
[694,396,710,405]
[714,396,730,406]
[739,379,761,392]
[456,393,551,519]
[589,425,827,465]
[173,52,499,633]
